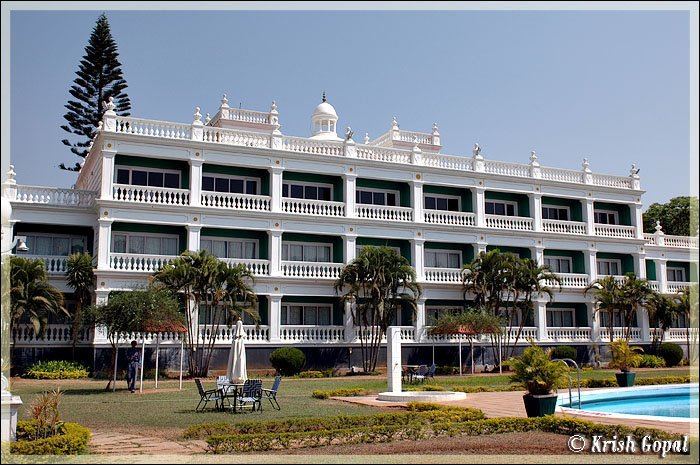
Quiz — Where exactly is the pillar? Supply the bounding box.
[655,258,668,294]
[530,192,542,232]
[96,218,113,270]
[533,300,548,341]
[100,146,117,200]
[343,234,357,263]
[474,187,486,228]
[411,179,424,223]
[412,238,425,281]
[633,252,646,279]
[186,225,201,252]
[270,167,283,213]
[344,173,356,218]
[189,158,203,207]
[414,298,426,342]
[269,230,282,276]
[386,327,402,393]
[632,203,644,240]
[582,198,595,236]
[269,295,282,342]
[585,248,597,282]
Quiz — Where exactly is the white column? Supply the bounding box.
[637,306,651,342]
[530,193,542,232]
[414,298,426,342]
[386,327,402,393]
[583,198,595,236]
[656,259,668,294]
[533,299,548,341]
[100,147,117,200]
[343,234,357,263]
[476,241,487,256]
[585,248,597,282]
[96,218,112,270]
[474,187,486,228]
[269,230,282,276]
[189,158,203,207]
[411,180,424,223]
[344,300,355,343]
[412,238,425,281]
[531,246,545,266]
[270,167,283,213]
[344,174,356,218]
[93,289,111,345]
[632,203,644,240]
[633,252,646,279]
[269,295,282,343]
[186,225,201,252]
[587,301,600,343]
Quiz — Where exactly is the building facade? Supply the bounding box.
[6,95,698,370]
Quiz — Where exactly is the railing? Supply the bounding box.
[281,135,344,157]
[220,258,270,276]
[108,253,176,272]
[11,324,93,345]
[591,174,633,189]
[424,210,475,226]
[113,184,190,206]
[424,267,463,283]
[599,327,642,341]
[13,185,96,207]
[282,198,345,217]
[667,281,692,293]
[644,233,656,245]
[647,280,660,291]
[197,325,269,343]
[484,160,530,177]
[396,130,434,145]
[422,153,473,171]
[22,255,70,274]
[279,325,345,343]
[542,219,587,235]
[505,327,538,340]
[398,326,416,342]
[281,261,344,279]
[225,108,272,125]
[664,235,699,248]
[114,116,192,140]
[201,192,271,211]
[485,215,534,231]
[202,126,271,147]
[355,204,413,222]
[594,224,636,238]
[540,167,584,184]
[546,327,592,342]
[545,273,589,289]
[665,327,697,342]
[356,145,412,164]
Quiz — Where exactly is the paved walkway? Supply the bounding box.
[89,431,207,455]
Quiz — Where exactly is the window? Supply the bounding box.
[202,174,258,195]
[425,250,461,269]
[546,309,575,327]
[424,195,460,212]
[666,267,686,282]
[542,206,569,221]
[115,166,180,189]
[485,200,517,216]
[670,313,688,328]
[594,210,618,225]
[544,256,572,274]
[201,238,257,259]
[497,307,524,327]
[426,307,462,326]
[111,233,178,255]
[283,182,332,201]
[282,242,332,262]
[198,302,259,325]
[356,189,398,206]
[281,304,332,325]
[356,245,403,258]
[600,310,627,328]
[20,234,87,256]
[596,259,621,276]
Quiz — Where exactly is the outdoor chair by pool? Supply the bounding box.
[195,378,224,412]
[412,365,429,383]
[262,375,282,410]
[237,379,263,413]
[426,363,437,382]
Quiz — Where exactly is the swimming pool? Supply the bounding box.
[558,383,699,422]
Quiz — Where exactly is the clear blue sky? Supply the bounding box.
[6,5,697,208]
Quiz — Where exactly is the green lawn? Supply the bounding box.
[8,367,690,439]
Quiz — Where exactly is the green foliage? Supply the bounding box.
[643,196,697,236]
[428,307,505,337]
[24,360,89,379]
[296,370,324,378]
[608,340,644,372]
[581,375,690,388]
[505,344,568,395]
[435,365,459,375]
[551,345,577,361]
[11,421,91,455]
[311,388,373,399]
[639,355,666,368]
[403,384,445,391]
[60,13,131,169]
[65,252,95,357]
[450,385,523,393]
[657,342,685,367]
[270,347,306,376]
[28,389,64,440]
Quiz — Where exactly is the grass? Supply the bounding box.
[8,367,691,441]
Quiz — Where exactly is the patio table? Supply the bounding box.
[220,382,245,412]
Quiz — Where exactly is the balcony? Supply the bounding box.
[113,184,190,206]
[545,327,592,342]
[485,215,533,231]
[282,198,345,217]
[108,253,177,272]
[279,325,345,343]
[424,210,475,226]
[13,185,96,208]
[594,224,636,239]
[197,325,270,344]
[644,233,699,248]
[424,267,463,284]
[667,281,692,293]
[11,324,93,346]
[22,255,69,274]
[281,261,344,279]
[542,219,587,235]
[220,258,270,276]
[355,204,413,222]
[545,273,589,289]
[599,327,642,342]
[201,192,271,211]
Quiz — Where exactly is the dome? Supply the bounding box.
[312,101,338,119]
[310,93,341,141]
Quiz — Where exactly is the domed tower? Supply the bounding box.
[310,93,341,141]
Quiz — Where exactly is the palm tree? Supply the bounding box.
[646,292,678,351]
[584,275,621,342]
[335,246,422,373]
[461,249,517,316]
[10,256,67,341]
[672,286,694,363]
[65,253,95,359]
[618,274,653,341]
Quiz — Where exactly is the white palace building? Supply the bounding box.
[5,94,698,370]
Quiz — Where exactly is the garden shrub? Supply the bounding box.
[11,421,91,455]
[582,375,690,388]
[551,345,577,361]
[24,360,89,379]
[657,342,684,367]
[435,365,458,375]
[269,347,306,376]
[296,370,324,378]
[639,354,666,368]
[404,384,445,392]
[311,388,373,399]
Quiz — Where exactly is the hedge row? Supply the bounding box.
[10,421,91,455]
[205,415,685,454]
[582,376,691,388]
[311,388,374,399]
[184,407,484,440]
[24,360,89,380]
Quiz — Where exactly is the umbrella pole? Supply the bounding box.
[155,333,160,389]
[112,341,118,392]
[179,337,184,391]
[139,337,145,393]
[470,339,474,375]
[498,335,502,374]
[459,338,462,376]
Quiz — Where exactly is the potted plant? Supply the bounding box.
[608,340,643,387]
[505,344,568,417]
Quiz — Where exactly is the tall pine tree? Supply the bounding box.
[61,13,131,171]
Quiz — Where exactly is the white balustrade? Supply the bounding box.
[505,327,538,340]
[220,258,270,276]
[22,255,69,274]
[113,184,190,206]
[591,174,633,189]
[116,330,184,345]
[545,273,589,288]
[610,275,627,284]
[599,327,642,341]
[399,326,416,342]
[281,136,344,156]
[108,253,176,272]
[203,127,270,147]
[665,327,695,342]
[484,160,530,177]
[114,116,192,140]
[201,192,271,211]
[355,204,413,222]
[281,261,344,279]
[546,327,592,341]
[279,325,345,343]
[540,167,584,183]
[422,153,473,171]
[594,224,636,238]
[644,233,657,245]
[10,324,93,345]
[424,267,463,283]
[667,281,692,293]
[397,130,434,145]
[14,185,96,207]
[198,325,269,343]
[664,235,699,248]
[485,215,534,231]
[424,210,475,226]
[282,198,345,217]
[225,108,272,125]
[356,145,412,164]
[647,280,660,291]
[542,219,587,235]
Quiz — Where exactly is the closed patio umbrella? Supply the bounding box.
[226,319,247,383]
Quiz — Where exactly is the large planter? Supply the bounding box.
[615,371,636,387]
[522,393,559,417]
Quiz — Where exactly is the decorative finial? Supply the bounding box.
[630,163,640,176]
[205,113,211,124]
[97,121,103,131]
[582,158,590,171]
[345,127,354,141]
[654,220,663,233]
[220,94,229,107]
[391,116,399,130]
[364,132,370,144]
[103,96,116,112]
[322,91,326,103]
[193,107,202,123]
[271,100,277,112]
[432,122,439,134]
[472,143,481,157]
[6,164,17,183]
[529,151,538,162]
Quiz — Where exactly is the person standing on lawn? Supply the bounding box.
[126,340,140,393]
